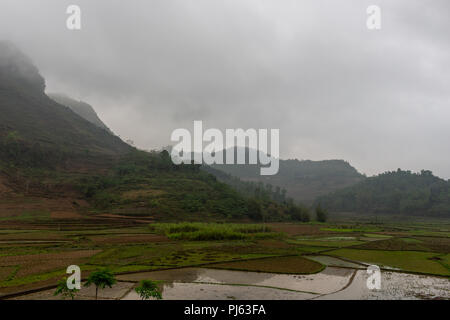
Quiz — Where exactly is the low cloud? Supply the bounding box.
[1,0,449,178]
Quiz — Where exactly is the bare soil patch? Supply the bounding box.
[0,250,100,278]
[209,255,324,274]
[0,196,84,220]
[90,234,168,245]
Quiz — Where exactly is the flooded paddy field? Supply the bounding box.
[2,221,449,300]
[317,270,450,300]
[11,265,449,300]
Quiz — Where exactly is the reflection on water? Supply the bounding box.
[118,267,354,294]
[119,267,354,299]
[123,282,317,300]
[120,267,449,300]
[307,255,363,269]
[318,270,450,300]
[10,263,449,300]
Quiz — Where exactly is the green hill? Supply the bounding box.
[0,41,299,222]
[0,42,131,161]
[316,169,450,217]
[48,93,113,134]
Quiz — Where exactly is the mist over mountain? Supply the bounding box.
[0,41,131,159]
[0,41,45,94]
[210,147,364,203]
[1,41,447,219]
[0,42,303,222]
[48,93,113,134]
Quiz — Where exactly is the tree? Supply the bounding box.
[290,205,310,222]
[54,277,79,300]
[135,280,163,300]
[247,198,263,220]
[84,269,116,300]
[315,205,328,222]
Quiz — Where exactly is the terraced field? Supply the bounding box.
[0,218,449,299]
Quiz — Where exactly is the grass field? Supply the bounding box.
[327,248,450,275]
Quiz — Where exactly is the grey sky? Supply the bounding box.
[1,0,449,178]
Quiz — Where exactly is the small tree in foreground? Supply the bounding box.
[315,205,328,223]
[84,269,116,300]
[54,277,79,300]
[135,280,163,300]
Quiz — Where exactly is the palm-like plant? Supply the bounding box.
[54,277,79,300]
[84,269,116,300]
[135,280,162,300]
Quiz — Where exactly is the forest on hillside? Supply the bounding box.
[316,169,450,217]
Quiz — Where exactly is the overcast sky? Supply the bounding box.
[1,0,449,178]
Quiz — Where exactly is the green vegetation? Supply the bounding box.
[151,222,278,241]
[287,238,363,248]
[328,248,450,275]
[1,43,450,299]
[320,226,381,233]
[48,93,113,133]
[210,155,364,203]
[2,42,296,223]
[84,269,117,300]
[363,233,392,239]
[54,277,79,300]
[317,169,450,217]
[1,220,450,293]
[135,280,162,300]
[0,210,50,222]
[315,205,328,222]
[0,41,131,161]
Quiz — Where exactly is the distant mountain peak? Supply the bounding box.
[48,93,113,134]
[0,41,45,94]
[0,41,132,158]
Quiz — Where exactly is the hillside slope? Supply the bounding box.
[0,41,131,159]
[48,93,113,133]
[0,41,301,223]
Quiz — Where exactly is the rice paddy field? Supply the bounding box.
[0,216,449,299]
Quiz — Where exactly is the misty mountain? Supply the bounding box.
[0,41,302,222]
[316,169,450,217]
[0,41,132,160]
[0,40,44,94]
[210,148,364,203]
[48,93,113,134]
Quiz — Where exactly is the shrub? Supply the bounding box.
[150,222,277,241]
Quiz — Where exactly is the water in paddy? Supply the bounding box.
[317,270,449,300]
[120,267,449,300]
[306,255,364,269]
[11,266,449,300]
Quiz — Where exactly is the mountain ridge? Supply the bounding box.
[48,93,113,134]
[0,41,132,159]
[210,148,365,204]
